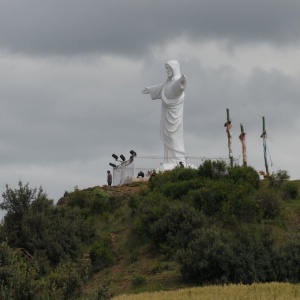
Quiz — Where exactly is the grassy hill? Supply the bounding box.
[80,183,190,297]
[1,163,300,299]
[78,166,300,298]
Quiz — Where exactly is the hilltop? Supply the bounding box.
[1,162,300,299]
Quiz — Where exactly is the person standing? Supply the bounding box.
[107,170,112,186]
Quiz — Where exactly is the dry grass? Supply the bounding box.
[112,282,300,300]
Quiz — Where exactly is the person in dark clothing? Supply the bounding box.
[149,169,156,181]
[107,170,112,186]
[179,161,184,168]
[137,171,144,178]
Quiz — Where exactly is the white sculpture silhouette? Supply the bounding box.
[142,60,186,164]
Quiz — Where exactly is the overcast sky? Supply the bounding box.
[1,0,300,218]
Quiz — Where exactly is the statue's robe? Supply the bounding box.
[147,61,186,163]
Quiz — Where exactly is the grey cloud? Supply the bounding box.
[183,61,300,148]
[1,1,300,56]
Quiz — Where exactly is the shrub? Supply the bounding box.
[256,189,283,219]
[237,195,261,223]
[176,167,199,181]
[131,275,146,288]
[148,171,173,191]
[273,238,300,282]
[159,179,203,199]
[91,194,123,215]
[189,180,235,215]
[42,261,90,299]
[131,193,169,242]
[0,242,40,300]
[227,165,260,189]
[268,170,290,188]
[148,167,199,191]
[149,202,206,255]
[90,281,115,300]
[177,227,234,283]
[67,187,93,209]
[282,182,299,199]
[149,261,164,274]
[21,206,96,265]
[178,225,276,284]
[198,160,227,180]
[90,237,114,272]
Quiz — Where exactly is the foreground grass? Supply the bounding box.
[112,282,300,300]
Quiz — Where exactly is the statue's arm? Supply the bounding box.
[142,84,163,100]
[172,74,186,96]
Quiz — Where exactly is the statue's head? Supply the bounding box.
[165,60,181,78]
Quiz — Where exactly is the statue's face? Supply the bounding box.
[165,64,173,78]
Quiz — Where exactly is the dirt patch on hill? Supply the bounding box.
[57,183,147,205]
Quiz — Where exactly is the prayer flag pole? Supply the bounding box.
[224,108,233,168]
[239,123,247,166]
[260,116,269,176]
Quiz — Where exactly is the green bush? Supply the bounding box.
[268,170,290,188]
[0,242,40,300]
[189,180,234,215]
[87,281,115,300]
[149,202,206,256]
[21,206,96,265]
[227,165,260,189]
[148,167,199,191]
[148,171,173,191]
[68,187,93,209]
[282,182,299,199]
[256,189,283,219]
[176,167,198,181]
[237,195,261,223]
[90,237,114,272]
[177,227,234,283]
[198,160,227,180]
[131,275,146,288]
[159,179,203,199]
[42,261,90,299]
[273,239,300,282]
[131,193,169,242]
[178,225,276,284]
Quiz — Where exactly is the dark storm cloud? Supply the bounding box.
[1,0,300,56]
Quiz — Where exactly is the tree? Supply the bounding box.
[1,181,47,216]
[0,181,50,247]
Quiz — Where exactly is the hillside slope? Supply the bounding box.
[2,165,300,299]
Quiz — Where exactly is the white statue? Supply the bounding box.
[142,60,186,164]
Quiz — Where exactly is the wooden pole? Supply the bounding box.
[225,108,233,168]
[239,123,247,166]
[261,116,269,175]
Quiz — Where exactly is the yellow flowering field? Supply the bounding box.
[112,282,300,300]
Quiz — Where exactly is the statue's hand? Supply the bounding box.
[142,87,150,94]
[180,74,186,84]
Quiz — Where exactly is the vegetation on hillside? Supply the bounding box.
[0,162,299,299]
